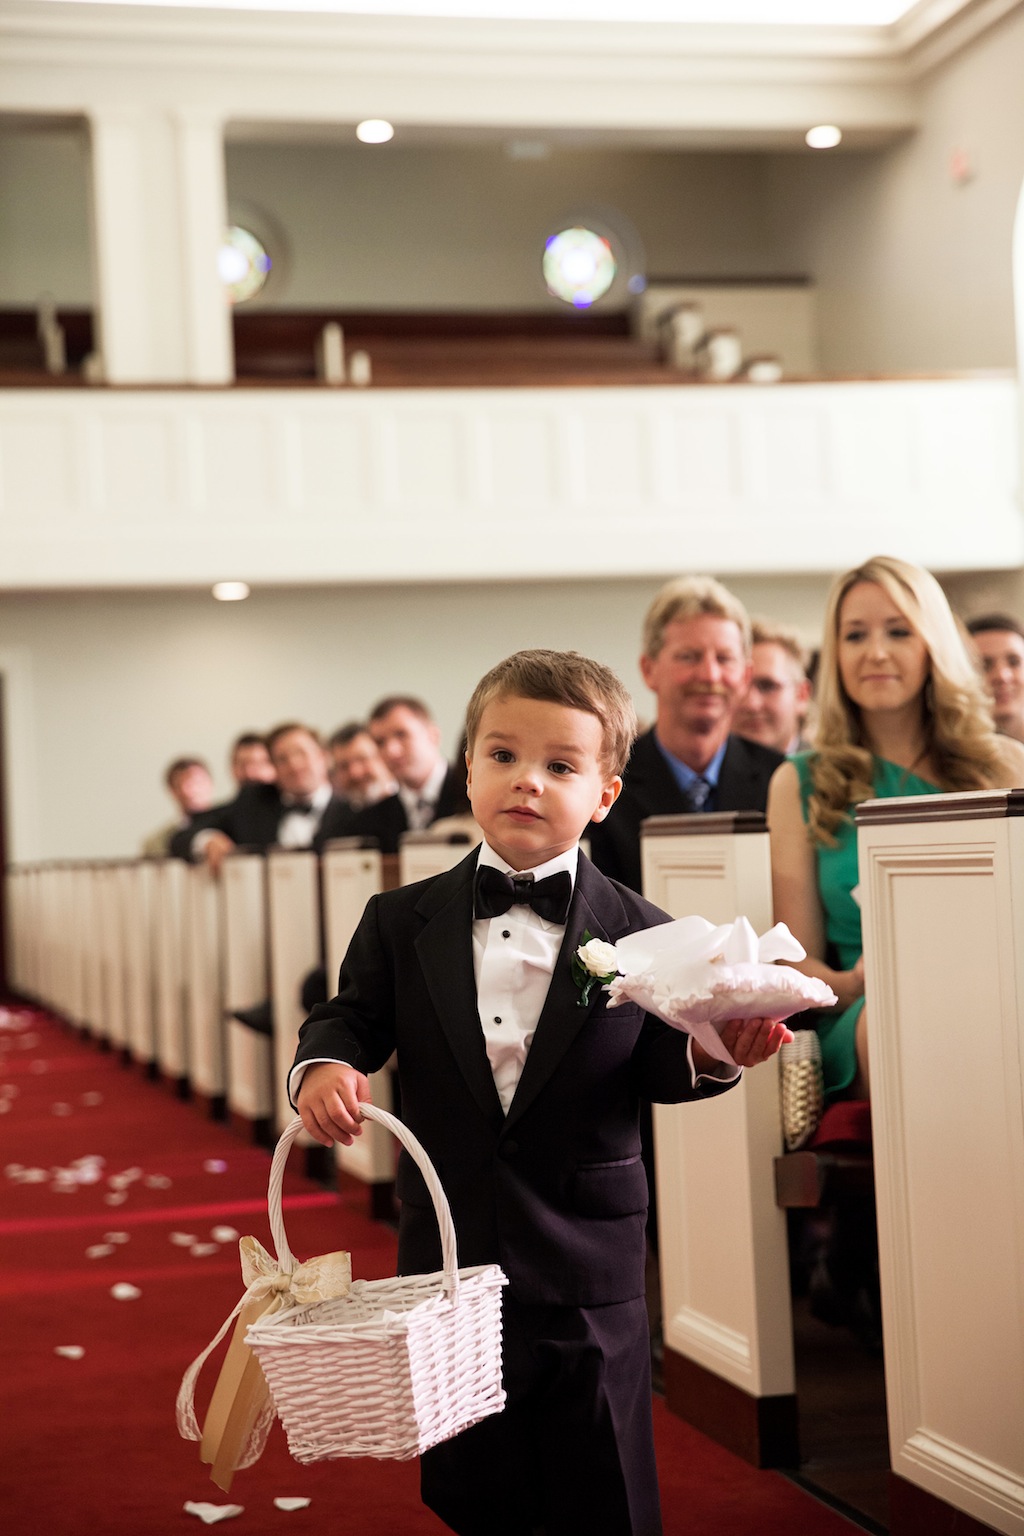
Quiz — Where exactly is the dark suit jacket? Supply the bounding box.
[588,729,785,892]
[335,763,465,854]
[170,782,347,860]
[292,849,736,1307]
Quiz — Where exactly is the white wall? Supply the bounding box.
[764,4,1024,373]
[224,142,784,311]
[1,565,1006,864]
[0,573,833,862]
[0,120,93,306]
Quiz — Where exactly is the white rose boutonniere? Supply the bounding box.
[571,930,621,1008]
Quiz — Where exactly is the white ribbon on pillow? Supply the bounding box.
[603,915,837,1067]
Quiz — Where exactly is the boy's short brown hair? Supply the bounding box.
[465,649,637,777]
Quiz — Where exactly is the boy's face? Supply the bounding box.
[466,694,621,872]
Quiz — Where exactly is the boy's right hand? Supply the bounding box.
[296,1063,372,1147]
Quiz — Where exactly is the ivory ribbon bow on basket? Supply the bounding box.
[176,1234,352,1492]
[601,914,838,1068]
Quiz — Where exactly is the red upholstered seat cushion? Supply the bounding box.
[809,1099,872,1151]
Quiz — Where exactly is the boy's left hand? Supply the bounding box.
[719,1016,794,1067]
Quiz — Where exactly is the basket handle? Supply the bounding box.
[270,1108,461,1301]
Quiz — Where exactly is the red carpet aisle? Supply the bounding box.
[0,1004,866,1536]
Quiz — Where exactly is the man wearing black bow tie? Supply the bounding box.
[290,651,788,1536]
[172,721,342,871]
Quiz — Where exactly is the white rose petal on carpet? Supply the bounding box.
[170,1232,197,1246]
[110,1282,141,1300]
[273,1497,311,1511]
[203,1159,228,1173]
[54,1346,85,1360]
[104,1232,130,1244]
[86,1243,116,1259]
[183,1502,244,1524]
[145,1174,172,1189]
[104,1191,128,1206]
[210,1226,239,1243]
[190,1243,219,1257]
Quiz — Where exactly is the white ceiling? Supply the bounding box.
[37,0,922,19]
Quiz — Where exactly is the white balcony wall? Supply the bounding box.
[0,377,1018,588]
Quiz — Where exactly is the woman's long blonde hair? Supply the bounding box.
[807,555,1004,845]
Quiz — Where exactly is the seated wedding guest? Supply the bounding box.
[417,734,482,845]
[230,731,276,786]
[589,575,785,894]
[172,722,338,872]
[966,612,1024,744]
[325,722,397,810]
[141,756,214,856]
[344,695,463,853]
[770,556,1024,1108]
[734,619,813,756]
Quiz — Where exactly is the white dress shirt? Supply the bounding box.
[276,781,333,849]
[473,840,577,1113]
[399,757,449,831]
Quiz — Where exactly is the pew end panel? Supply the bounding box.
[221,851,273,1138]
[321,840,396,1196]
[184,863,226,1117]
[152,857,190,1095]
[398,831,478,886]
[123,861,158,1071]
[641,812,797,1468]
[267,849,322,1142]
[858,790,1024,1536]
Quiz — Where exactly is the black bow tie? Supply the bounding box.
[473,865,572,926]
[288,798,316,814]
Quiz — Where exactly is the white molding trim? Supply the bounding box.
[1,378,1019,587]
[902,1430,1024,1527]
[668,1305,753,1377]
[7,0,1014,147]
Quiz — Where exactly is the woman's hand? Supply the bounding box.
[835,955,865,1011]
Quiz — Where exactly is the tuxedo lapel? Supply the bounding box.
[505,855,629,1131]
[631,730,691,817]
[413,852,504,1129]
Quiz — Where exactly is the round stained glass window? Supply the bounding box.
[218,225,272,305]
[543,227,617,308]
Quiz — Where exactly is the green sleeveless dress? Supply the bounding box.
[792,751,941,1097]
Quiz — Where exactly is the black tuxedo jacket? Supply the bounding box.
[293,849,735,1307]
[170,782,347,860]
[336,764,465,854]
[588,728,785,892]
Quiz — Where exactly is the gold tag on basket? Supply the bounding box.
[178,1235,352,1493]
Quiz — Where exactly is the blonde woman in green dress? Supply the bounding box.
[769,555,1024,1104]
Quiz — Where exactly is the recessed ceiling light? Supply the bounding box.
[212,581,250,602]
[806,125,843,149]
[356,119,395,144]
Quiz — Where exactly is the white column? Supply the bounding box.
[88,109,232,384]
[175,110,233,384]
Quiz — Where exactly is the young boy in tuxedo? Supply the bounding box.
[291,649,791,1536]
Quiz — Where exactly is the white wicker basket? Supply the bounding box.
[246,1108,507,1464]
